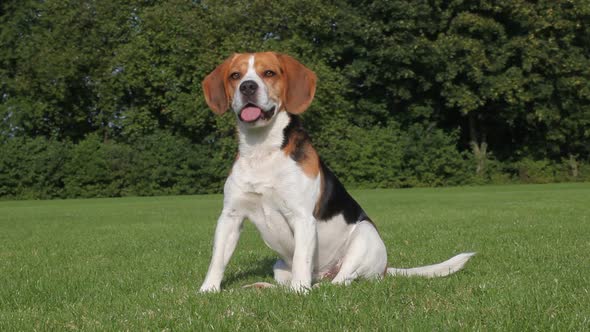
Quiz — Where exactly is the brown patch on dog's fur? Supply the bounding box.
[276,54,317,114]
[300,145,320,177]
[254,52,284,105]
[202,55,236,115]
[281,132,298,157]
[281,115,319,178]
[225,53,250,103]
[282,135,320,178]
[313,167,325,217]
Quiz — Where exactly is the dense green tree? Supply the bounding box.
[1,0,588,199]
[342,0,590,175]
[0,0,143,141]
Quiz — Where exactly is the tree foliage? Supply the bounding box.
[1,0,589,199]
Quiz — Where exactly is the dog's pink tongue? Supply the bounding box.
[241,106,262,122]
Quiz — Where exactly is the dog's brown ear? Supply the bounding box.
[277,54,317,114]
[202,55,235,115]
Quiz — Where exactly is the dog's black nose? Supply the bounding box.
[239,80,258,96]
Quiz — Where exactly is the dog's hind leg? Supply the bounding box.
[243,259,291,289]
[242,282,275,289]
[331,221,387,285]
[272,259,292,285]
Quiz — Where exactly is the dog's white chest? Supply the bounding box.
[232,151,285,194]
[226,153,299,259]
[242,170,274,196]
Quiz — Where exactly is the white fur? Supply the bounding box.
[387,252,476,277]
[199,54,475,293]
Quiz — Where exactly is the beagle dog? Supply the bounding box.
[199,52,474,292]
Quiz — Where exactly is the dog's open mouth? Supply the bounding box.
[239,103,276,123]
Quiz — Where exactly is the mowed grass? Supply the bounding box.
[0,183,589,330]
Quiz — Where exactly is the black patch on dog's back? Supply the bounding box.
[315,160,371,224]
[281,113,370,225]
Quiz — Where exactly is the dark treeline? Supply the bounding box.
[1,0,589,199]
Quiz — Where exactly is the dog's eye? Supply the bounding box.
[264,70,276,77]
[230,72,241,80]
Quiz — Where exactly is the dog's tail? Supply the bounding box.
[387,252,475,278]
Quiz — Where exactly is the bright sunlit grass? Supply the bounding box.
[1,183,588,330]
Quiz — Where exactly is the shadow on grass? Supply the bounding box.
[222,256,276,288]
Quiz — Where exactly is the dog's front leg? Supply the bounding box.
[290,215,317,292]
[199,209,244,293]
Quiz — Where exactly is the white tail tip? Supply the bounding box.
[387,252,476,278]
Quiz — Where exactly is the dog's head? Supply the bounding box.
[202,52,317,128]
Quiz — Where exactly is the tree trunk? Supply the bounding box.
[568,154,579,178]
[469,112,487,176]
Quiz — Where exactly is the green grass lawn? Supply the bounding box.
[1,183,589,330]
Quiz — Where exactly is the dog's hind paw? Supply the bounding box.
[242,282,276,289]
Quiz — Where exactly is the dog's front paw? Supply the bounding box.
[290,280,311,294]
[199,284,220,293]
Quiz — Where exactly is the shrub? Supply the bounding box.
[0,137,70,199]
[399,124,472,187]
[63,134,130,198]
[316,121,404,188]
[513,158,558,184]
